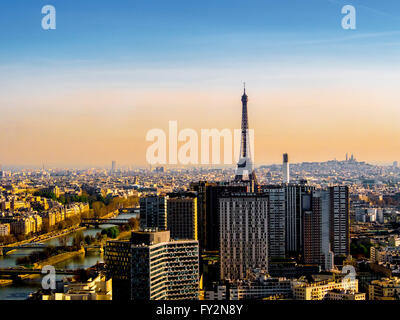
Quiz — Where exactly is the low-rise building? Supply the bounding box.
[205,286,227,300]
[325,290,365,300]
[10,217,32,235]
[371,246,400,264]
[369,278,400,300]
[205,271,292,300]
[293,277,360,300]
[0,223,10,236]
[42,273,112,300]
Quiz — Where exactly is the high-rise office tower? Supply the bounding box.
[190,182,248,251]
[167,192,198,240]
[329,186,350,256]
[302,191,334,271]
[234,86,257,187]
[260,185,286,259]
[282,153,290,184]
[285,183,314,255]
[139,195,168,231]
[219,193,268,280]
[111,160,116,174]
[189,181,210,250]
[105,230,199,300]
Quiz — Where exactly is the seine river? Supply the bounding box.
[0,213,135,300]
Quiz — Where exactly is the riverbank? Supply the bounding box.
[0,211,137,300]
[0,279,12,287]
[1,225,87,250]
[0,248,86,287]
[35,226,87,244]
[34,248,85,269]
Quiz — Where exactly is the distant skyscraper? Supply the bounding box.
[139,195,167,231]
[189,182,248,251]
[105,230,199,300]
[155,166,164,173]
[167,192,198,240]
[260,185,286,259]
[329,186,350,256]
[189,181,211,250]
[285,183,314,255]
[234,86,257,187]
[282,153,289,184]
[302,186,349,269]
[302,190,334,271]
[219,193,268,280]
[111,160,116,174]
[393,161,398,168]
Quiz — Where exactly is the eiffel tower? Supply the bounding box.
[234,84,257,185]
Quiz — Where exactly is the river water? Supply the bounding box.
[0,213,135,300]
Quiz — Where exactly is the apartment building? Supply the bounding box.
[219,193,269,280]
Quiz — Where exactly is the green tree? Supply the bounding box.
[84,235,95,245]
[72,231,85,248]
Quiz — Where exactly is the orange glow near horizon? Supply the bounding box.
[1,82,399,167]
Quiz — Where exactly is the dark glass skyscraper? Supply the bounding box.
[190,182,248,251]
[139,195,167,231]
[286,183,314,255]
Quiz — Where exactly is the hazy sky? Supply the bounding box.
[1,0,400,167]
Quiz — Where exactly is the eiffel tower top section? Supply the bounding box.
[234,85,257,186]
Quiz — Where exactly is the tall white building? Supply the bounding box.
[219,193,268,280]
[282,153,289,184]
[329,186,349,256]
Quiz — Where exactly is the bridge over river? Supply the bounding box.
[80,217,131,227]
[0,243,47,256]
[0,267,78,282]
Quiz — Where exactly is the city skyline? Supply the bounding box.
[0,153,396,170]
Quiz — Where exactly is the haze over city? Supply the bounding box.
[3,0,400,310]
